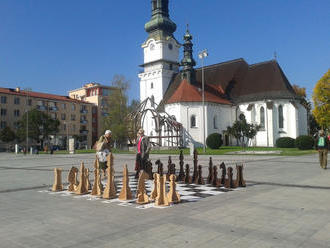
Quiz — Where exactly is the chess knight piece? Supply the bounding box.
[91,158,103,196]
[67,166,79,192]
[75,162,88,195]
[52,168,63,192]
[118,165,133,201]
[235,164,246,187]
[103,153,116,199]
[167,174,180,204]
[155,173,169,206]
[136,171,149,204]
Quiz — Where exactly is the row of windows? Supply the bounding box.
[0,109,21,117]
[259,105,284,129]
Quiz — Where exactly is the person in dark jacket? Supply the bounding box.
[316,130,329,169]
[135,129,151,178]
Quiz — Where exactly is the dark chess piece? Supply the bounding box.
[235,164,246,187]
[145,160,153,180]
[195,165,205,185]
[167,156,172,180]
[192,149,198,182]
[212,166,220,187]
[220,162,226,185]
[184,164,192,184]
[224,167,236,189]
[177,150,185,182]
[207,157,213,184]
[156,159,163,176]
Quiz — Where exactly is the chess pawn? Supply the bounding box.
[118,165,133,201]
[91,159,103,196]
[75,162,88,195]
[207,157,213,184]
[167,174,180,204]
[150,173,158,201]
[235,164,246,187]
[84,168,92,191]
[155,174,169,206]
[195,165,205,185]
[184,164,192,184]
[220,162,226,185]
[52,168,63,192]
[67,166,79,192]
[136,171,149,204]
[224,167,236,189]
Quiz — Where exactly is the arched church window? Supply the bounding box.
[151,82,153,89]
[190,115,196,128]
[260,107,265,129]
[278,105,284,129]
[213,115,218,129]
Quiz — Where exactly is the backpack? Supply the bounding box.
[318,137,325,147]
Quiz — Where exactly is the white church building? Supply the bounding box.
[138,0,308,147]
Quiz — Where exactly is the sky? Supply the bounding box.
[0,0,329,103]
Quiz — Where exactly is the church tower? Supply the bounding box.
[139,0,180,107]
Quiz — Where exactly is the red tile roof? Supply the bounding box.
[0,87,92,104]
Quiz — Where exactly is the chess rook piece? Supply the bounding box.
[91,158,103,196]
[145,160,153,180]
[195,165,205,185]
[207,157,213,184]
[67,166,79,192]
[85,168,92,190]
[75,162,88,195]
[220,162,226,185]
[224,167,236,189]
[192,149,198,182]
[155,173,169,206]
[212,166,220,187]
[118,164,133,201]
[52,168,63,192]
[184,164,192,184]
[150,173,158,201]
[177,150,185,181]
[136,171,149,204]
[103,155,117,199]
[156,160,164,176]
[167,174,180,204]
[235,164,246,187]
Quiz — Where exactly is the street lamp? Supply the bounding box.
[198,49,208,153]
[24,88,32,154]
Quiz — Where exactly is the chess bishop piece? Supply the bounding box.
[177,150,185,182]
[75,162,88,195]
[103,153,116,199]
[184,164,192,184]
[91,158,103,196]
[52,168,63,192]
[167,175,180,204]
[118,165,133,201]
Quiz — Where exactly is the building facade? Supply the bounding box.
[0,87,93,149]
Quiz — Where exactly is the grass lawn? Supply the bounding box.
[41,146,317,156]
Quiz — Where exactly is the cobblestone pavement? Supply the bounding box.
[0,152,329,248]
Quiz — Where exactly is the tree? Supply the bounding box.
[227,114,260,148]
[0,127,16,143]
[16,109,60,145]
[292,84,311,110]
[312,69,330,129]
[103,75,131,147]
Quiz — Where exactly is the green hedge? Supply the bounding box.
[206,133,223,149]
[295,135,314,150]
[276,137,295,148]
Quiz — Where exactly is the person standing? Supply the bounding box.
[135,129,151,178]
[96,130,113,175]
[316,130,329,169]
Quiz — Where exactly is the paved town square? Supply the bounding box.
[0,153,329,248]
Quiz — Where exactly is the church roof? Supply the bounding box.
[159,58,298,110]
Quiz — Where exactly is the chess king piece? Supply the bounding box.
[91,158,103,196]
[220,162,226,185]
[177,150,185,182]
[75,162,88,195]
[235,164,246,187]
[167,174,180,204]
[195,165,205,185]
[118,164,133,201]
[192,149,198,182]
[150,173,158,201]
[184,164,192,184]
[67,166,79,192]
[207,157,213,184]
[136,171,149,204]
[52,168,63,192]
[85,168,92,190]
[224,167,236,189]
[103,154,116,199]
[212,166,220,187]
[155,173,169,206]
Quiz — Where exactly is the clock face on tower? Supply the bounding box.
[150,43,155,51]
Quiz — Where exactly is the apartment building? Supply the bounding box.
[0,87,93,148]
[69,83,115,144]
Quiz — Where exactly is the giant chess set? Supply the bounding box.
[40,150,247,209]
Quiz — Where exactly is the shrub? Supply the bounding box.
[276,137,295,148]
[295,135,314,150]
[206,133,223,149]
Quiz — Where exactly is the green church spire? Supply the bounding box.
[181,25,196,83]
[145,0,177,39]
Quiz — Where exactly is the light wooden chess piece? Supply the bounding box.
[103,153,116,199]
[85,168,92,190]
[167,174,180,204]
[75,162,88,195]
[118,164,133,201]
[136,171,149,204]
[52,168,63,192]
[91,158,103,196]
[155,173,169,206]
[67,166,79,192]
[150,173,158,201]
